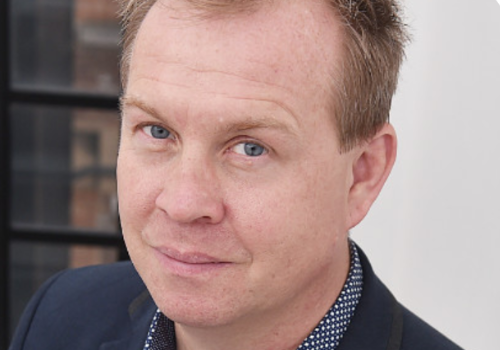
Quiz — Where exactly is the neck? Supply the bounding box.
[175,321,301,350]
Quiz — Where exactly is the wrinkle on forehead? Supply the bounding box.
[136,57,297,96]
[128,68,304,130]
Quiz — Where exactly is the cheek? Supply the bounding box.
[232,162,350,258]
[227,176,325,254]
[117,152,162,232]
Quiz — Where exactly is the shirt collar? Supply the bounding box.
[143,240,363,350]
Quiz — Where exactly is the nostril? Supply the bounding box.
[155,184,225,225]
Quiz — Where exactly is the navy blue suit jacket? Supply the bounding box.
[9,247,463,350]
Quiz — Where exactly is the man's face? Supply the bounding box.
[118,0,359,330]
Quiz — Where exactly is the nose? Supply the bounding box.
[155,154,225,225]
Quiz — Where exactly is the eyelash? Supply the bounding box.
[138,123,175,140]
[229,139,268,157]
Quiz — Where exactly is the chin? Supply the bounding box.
[155,291,248,328]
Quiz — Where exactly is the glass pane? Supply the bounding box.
[10,0,121,95]
[9,241,120,340]
[10,104,120,233]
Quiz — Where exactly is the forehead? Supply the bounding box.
[136,0,343,81]
[128,0,345,126]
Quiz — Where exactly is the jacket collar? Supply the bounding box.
[337,245,403,350]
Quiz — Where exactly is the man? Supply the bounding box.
[9,0,463,349]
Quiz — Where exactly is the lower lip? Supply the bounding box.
[153,249,231,276]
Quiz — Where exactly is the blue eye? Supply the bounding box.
[233,142,266,157]
[145,125,170,139]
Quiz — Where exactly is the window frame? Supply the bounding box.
[0,1,128,347]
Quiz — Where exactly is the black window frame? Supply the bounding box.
[0,1,128,347]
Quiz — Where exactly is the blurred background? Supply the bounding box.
[354,1,500,350]
[0,0,125,348]
[0,0,498,349]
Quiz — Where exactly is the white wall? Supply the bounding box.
[352,1,500,349]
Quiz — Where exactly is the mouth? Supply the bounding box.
[153,246,232,275]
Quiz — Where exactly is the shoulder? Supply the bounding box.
[9,261,153,350]
[32,261,147,314]
[42,260,144,297]
[400,306,463,350]
[349,245,464,350]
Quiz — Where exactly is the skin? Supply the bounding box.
[117,0,397,349]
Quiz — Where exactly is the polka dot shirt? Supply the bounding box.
[143,241,363,350]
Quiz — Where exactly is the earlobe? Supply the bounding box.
[347,123,397,229]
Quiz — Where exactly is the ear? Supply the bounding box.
[346,123,397,229]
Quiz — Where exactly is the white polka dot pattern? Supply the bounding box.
[143,241,363,350]
[297,241,363,350]
[143,308,176,350]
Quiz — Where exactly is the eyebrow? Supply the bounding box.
[120,95,298,136]
[120,96,160,120]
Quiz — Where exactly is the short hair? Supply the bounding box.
[118,0,409,151]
